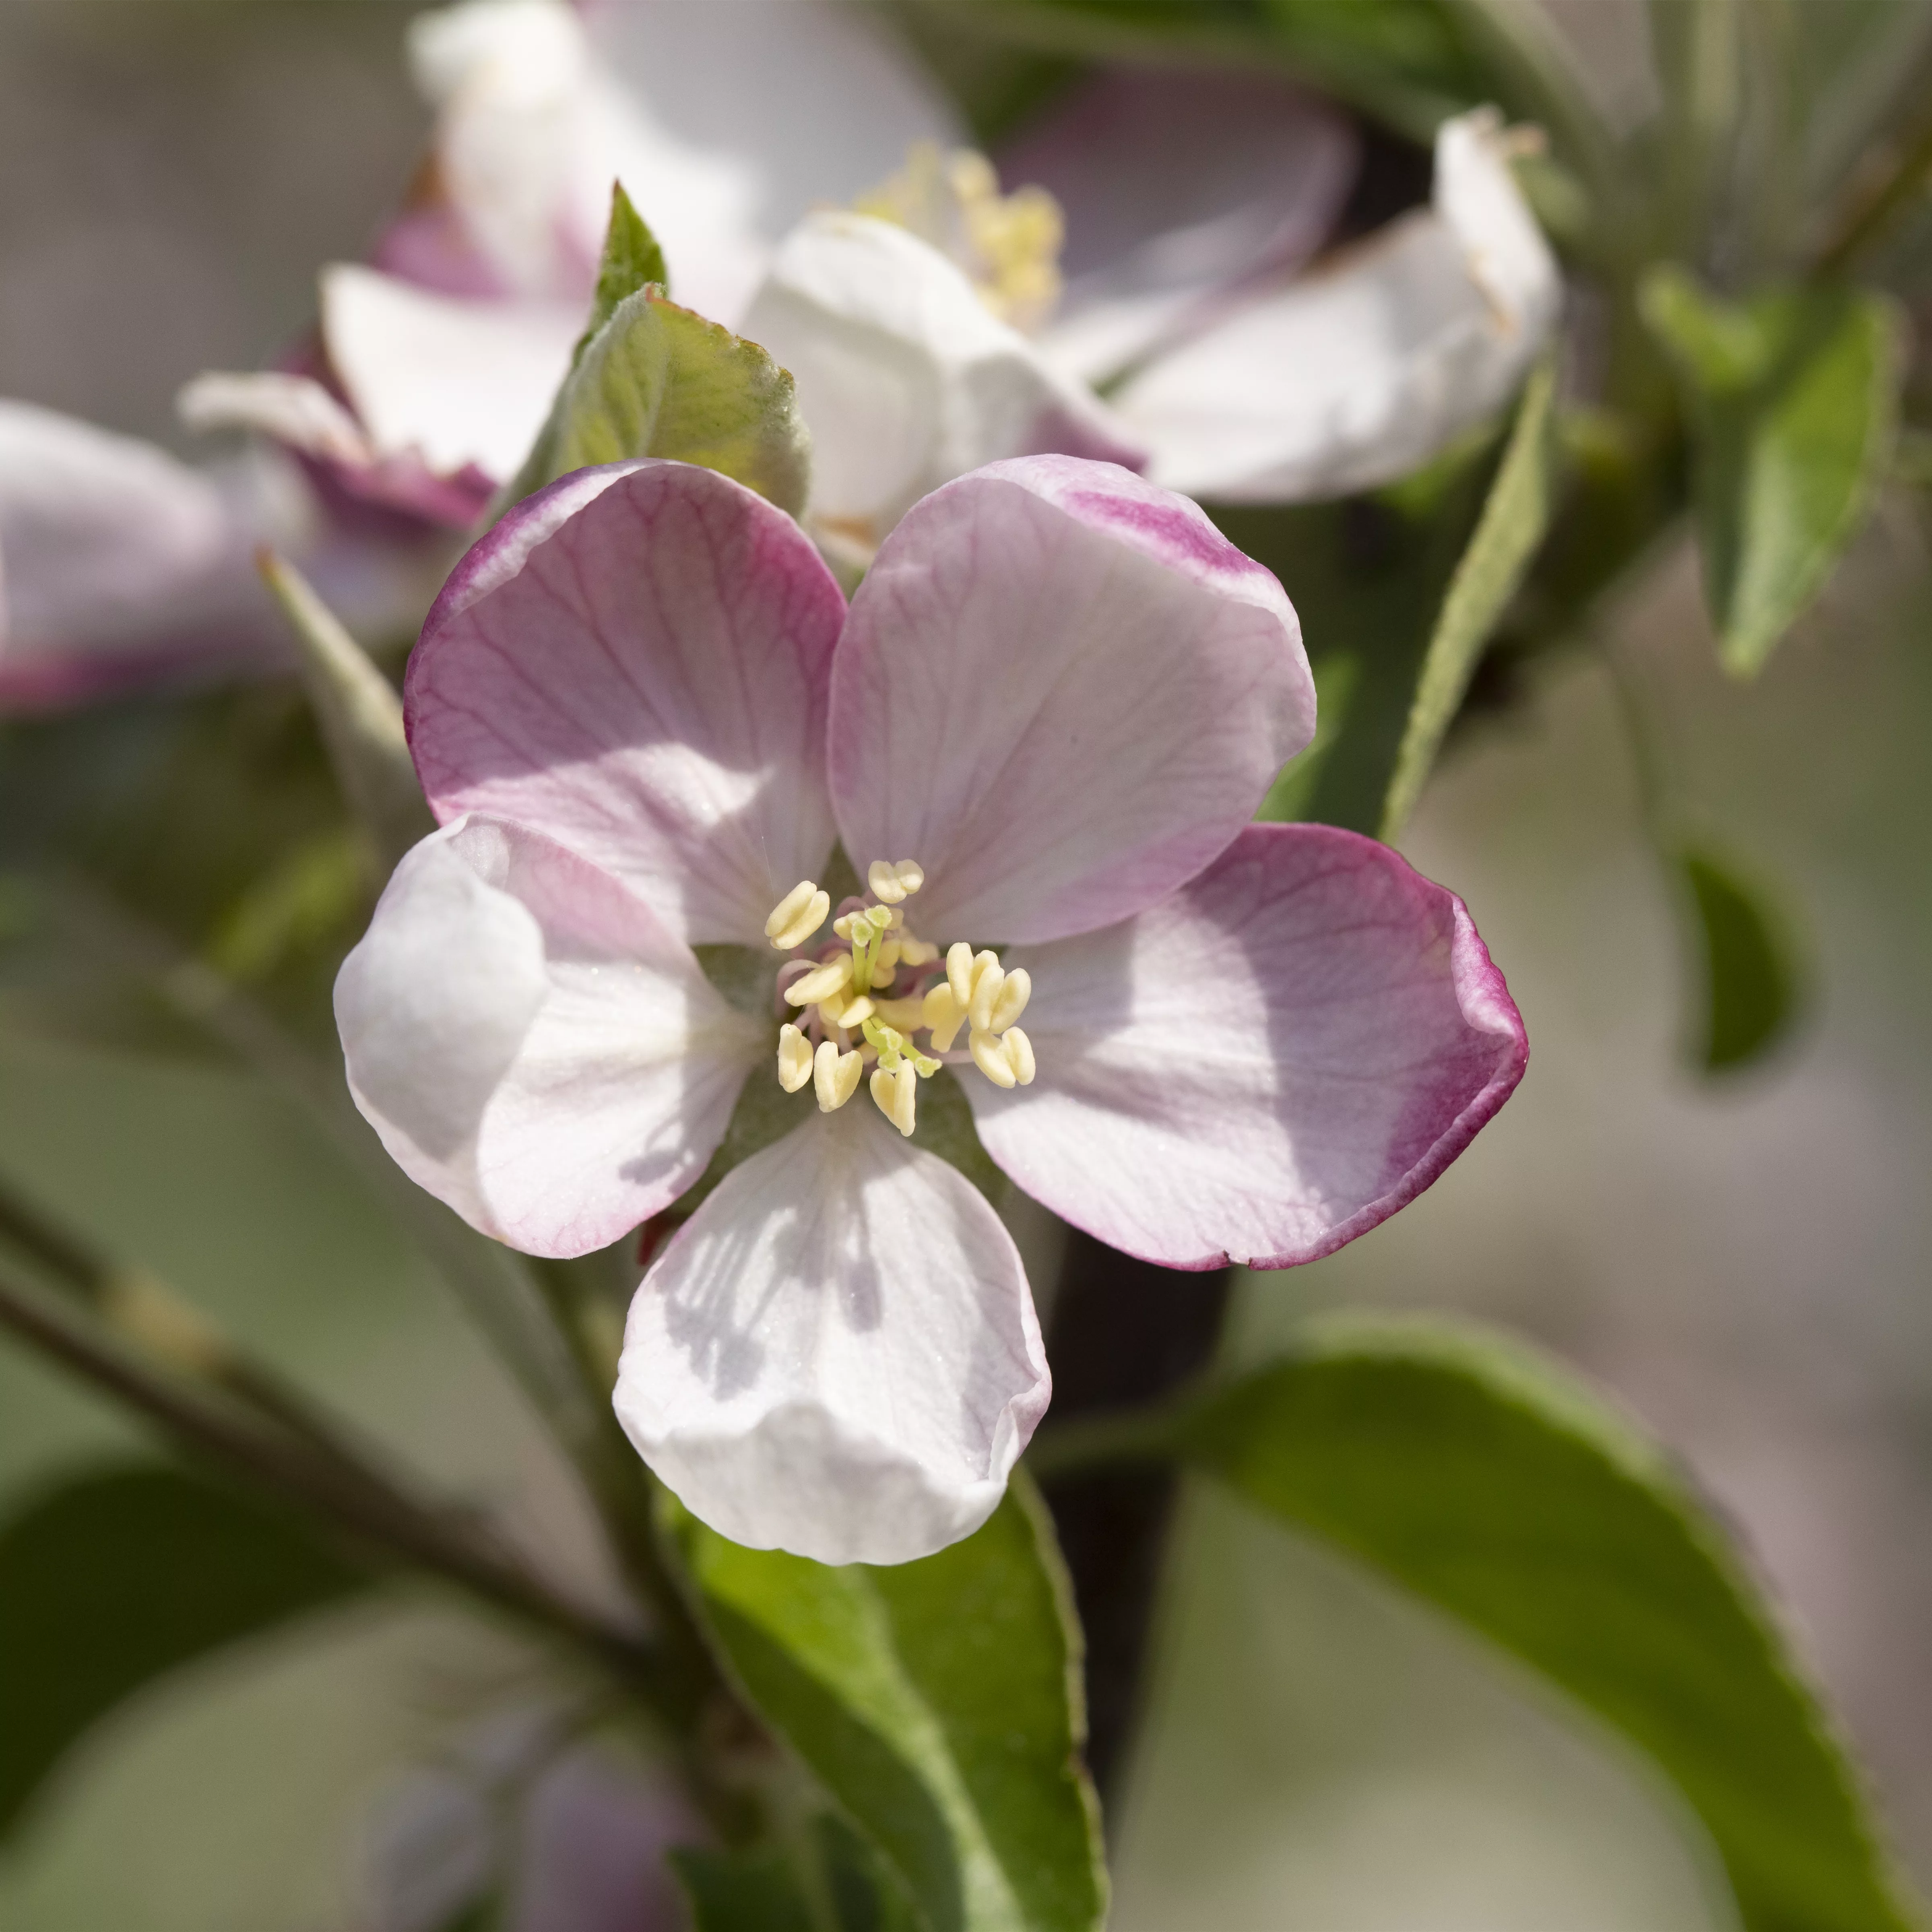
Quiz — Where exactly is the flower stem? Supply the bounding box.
[523,1251,772,1842]
[1029,1229,1234,1808]
[1813,92,1932,276]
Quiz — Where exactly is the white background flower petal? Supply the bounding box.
[322,263,581,479]
[615,1100,1049,1566]
[740,212,1142,533]
[0,399,230,658]
[585,0,962,257]
[1111,108,1561,503]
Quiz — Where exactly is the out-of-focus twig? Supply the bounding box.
[51,877,600,1466]
[0,1252,660,1690]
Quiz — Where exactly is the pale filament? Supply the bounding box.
[762,860,1037,1136]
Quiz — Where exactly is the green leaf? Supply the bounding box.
[673,1816,922,1932]
[665,1478,1106,1932]
[582,181,669,345]
[1675,846,1801,1072]
[1380,356,1561,839]
[1640,267,1905,677]
[935,0,1482,143]
[672,1845,817,1932]
[1179,1316,1922,1932]
[0,1462,376,1837]
[1226,432,1502,836]
[203,825,367,987]
[504,288,811,518]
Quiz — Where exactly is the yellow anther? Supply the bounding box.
[814,1038,862,1112]
[777,1024,814,1092]
[945,941,975,1008]
[923,982,966,1052]
[786,958,852,1007]
[867,859,924,904]
[870,1060,918,1135]
[896,933,939,967]
[968,958,1006,1034]
[989,967,1031,1032]
[856,145,1063,333]
[833,911,861,941]
[969,1027,1019,1089]
[873,996,928,1030]
[1004,1026,1036,1086]
[830,993,876,1029]
[766,881,830,950]
[874,939,903,974]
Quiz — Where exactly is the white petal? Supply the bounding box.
[586,0,962,250]
[337,815,765,1257]
[615,1102,1049,1565]
[320,264,580,481]
[177,371,377,467]
[1016,68,1360,386]
[409,0,602,299]
[1112,107,1561,502]
[0,400,231,659]
[740,211,1143,534]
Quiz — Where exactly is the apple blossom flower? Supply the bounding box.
[0,399,443,709]
[183,0,1558,550]
[334,453,1526,1566]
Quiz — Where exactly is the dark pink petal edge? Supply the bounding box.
[1201,824,1525,1274]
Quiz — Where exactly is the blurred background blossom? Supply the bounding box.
[0,3,1929,1930]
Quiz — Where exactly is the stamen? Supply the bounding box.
[867,859,925,904]
[969,1028,1019,1089]
[814,1039,862,1112]
[786,958,852,1006]
[967,958,1005,1034]
[922,983,966,1053]
[989,967,1030,1032]
[765,880,830,951]
[945,941,975,1008]
[772,852,1038,1129]
[1004,1026,1036,1086]
[777,1024,813,1092]
[870,1060,918,1135]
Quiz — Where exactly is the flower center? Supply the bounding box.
[762,860,1037,1138]
[854,142,1065,336]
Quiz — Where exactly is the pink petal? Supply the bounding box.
[1007,67,1359,386]
[829,456,1315,946]
[407,459,847,947]
[966,823,1527,1269]
[336,815,767,1258]
[615,1103,1050,1565]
